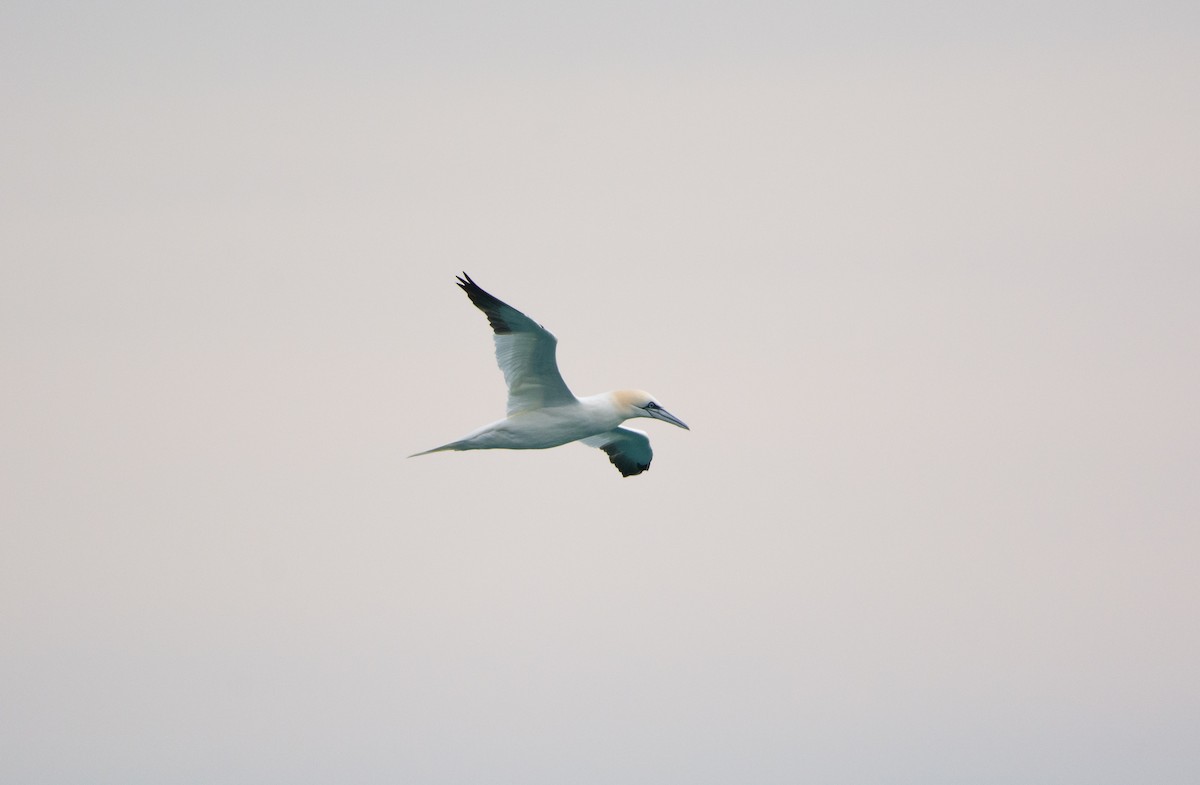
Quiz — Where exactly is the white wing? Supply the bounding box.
[457,274,577,415]
[581,427,653,477]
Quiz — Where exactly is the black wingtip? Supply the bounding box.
[600,442,651,477]
[456,272,481,295]
[617,461,651,477]
[454,273,515,334]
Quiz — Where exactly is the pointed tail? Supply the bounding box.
[408,441,465,458]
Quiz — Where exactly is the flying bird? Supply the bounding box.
[411,273,689,476]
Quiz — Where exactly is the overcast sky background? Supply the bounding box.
[3,2,1198,783]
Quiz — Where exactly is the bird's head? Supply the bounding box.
[613,390,690,430]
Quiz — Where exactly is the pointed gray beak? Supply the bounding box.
[649,407,690,430]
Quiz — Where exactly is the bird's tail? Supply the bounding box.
[408,440,466,458]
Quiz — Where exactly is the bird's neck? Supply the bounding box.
[577,392,632,430]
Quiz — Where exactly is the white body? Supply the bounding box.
[444,394,632,451]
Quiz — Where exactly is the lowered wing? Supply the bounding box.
[581,427,653,477]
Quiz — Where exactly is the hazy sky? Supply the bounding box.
[2,2,1198,783]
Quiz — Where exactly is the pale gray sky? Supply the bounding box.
[2,2,1198,783]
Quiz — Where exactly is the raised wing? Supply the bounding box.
[457,273,577,415]
[581,427,653,477]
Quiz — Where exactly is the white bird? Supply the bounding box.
[411,273,689,477]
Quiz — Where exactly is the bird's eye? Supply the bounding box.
[645,402,660,410]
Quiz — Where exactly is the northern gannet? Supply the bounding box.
[411,273,689,477]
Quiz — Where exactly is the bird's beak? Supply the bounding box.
[649,407,690,430]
